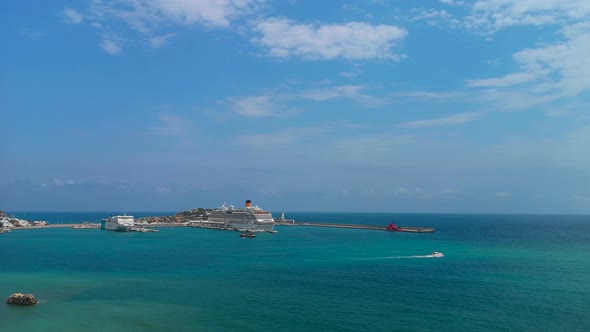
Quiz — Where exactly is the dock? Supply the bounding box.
[276,221,435,233]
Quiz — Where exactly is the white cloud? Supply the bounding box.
[232,126,327,148]
[155,186,172,193]
[466,71,547,88]
[339,71,358,79]
[148,33,176,48]
[413,9,453,20]
[225,83,387,117]
[512,25,590,96]
[63,0,263,52]
[87,0,262,30]
[47,179,83,187]
[62,7,84,24]
[253,18,407,60]
[393,187,457,198]
[20,30,46,38]
[466,22,590,108]
[228,95,280,117]
[395,90,463,99]
[439,0,464,6]
[397,112,484,128]
[99,36,123,54]
[153,114,190,136]
[465,0,590,33]
[299,85,386,106]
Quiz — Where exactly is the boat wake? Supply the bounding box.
[358,252,444,260]
[359,255,435,260]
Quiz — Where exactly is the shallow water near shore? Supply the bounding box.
[1,213,589,331]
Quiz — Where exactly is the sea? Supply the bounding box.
[1,212,589,331]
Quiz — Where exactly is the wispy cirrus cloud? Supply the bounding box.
[466,71,548,88]
[226,83,388,117]
[465,22,590,111]
[99,35,124,54]
[152,114,191,136]
[397,112,484,128]
[20,30,47,38]
[299,85,387,106]
[227,95,285,117]
[465,0,590,33]
[62,7,84,24]
[61,0,264,54]
[252,18,407,61]
[232,126,329,148]
[395,90,464,100]
[148,33,176,48]
[398,0,590,116]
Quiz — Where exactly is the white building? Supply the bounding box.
[0,219,15,228]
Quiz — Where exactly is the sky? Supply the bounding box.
[1,0,589,213]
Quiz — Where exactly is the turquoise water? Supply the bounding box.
[1,213,589,331]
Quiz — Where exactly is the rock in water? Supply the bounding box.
[6,293,38,305]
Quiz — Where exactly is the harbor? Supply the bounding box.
[2,203,435,234]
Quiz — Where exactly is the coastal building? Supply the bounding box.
[0,219,14,228]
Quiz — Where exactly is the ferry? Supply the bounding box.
[208,200,275,232]
[101,215,134,232]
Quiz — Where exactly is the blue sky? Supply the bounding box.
[1,0,589,213]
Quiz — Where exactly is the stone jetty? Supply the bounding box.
[278,221,435,233]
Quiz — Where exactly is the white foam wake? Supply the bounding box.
[358,254,438,260]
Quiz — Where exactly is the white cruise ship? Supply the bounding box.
[101,215,134,232]
[207,200,275,232]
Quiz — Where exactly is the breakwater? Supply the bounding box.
[278,221,435,233]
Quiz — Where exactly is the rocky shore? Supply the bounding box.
[1,215,48,229]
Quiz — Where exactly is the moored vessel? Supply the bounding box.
[101,215,134,232]
[208,200,275,232]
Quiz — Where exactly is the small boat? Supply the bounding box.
[432,252,444,258]
[240,232,256,238]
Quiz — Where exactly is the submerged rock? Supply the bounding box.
[6,293,38,305]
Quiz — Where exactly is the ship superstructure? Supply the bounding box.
[101,214,134,232]
[207,200,275,232]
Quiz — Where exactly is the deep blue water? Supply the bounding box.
[1,212,589,331]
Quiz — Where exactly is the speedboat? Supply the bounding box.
[432,252,444,258]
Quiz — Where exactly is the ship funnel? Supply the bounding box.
[246,200,252,207]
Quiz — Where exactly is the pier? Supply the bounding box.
[276,221,435,233]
